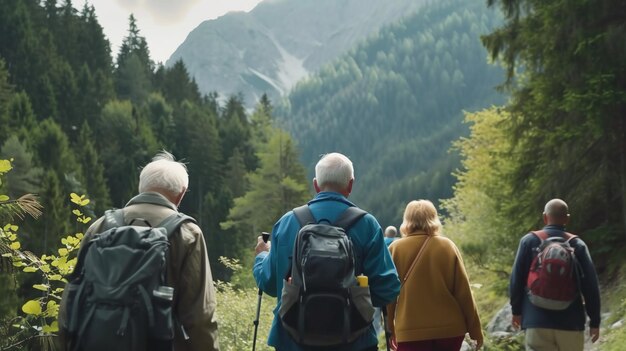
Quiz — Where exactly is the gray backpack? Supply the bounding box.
[62,209,194,351]
[279,205,375,347]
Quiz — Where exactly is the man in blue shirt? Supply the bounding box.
[509,198,601,350]
[253,152,401,351]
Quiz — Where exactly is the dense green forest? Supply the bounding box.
[0,0,309,316]
[276,0,505,226]
[1,0,626,349]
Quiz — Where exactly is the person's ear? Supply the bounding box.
[346,178,353,195]
[174,187,186,207]
[543,213,548,225]
[313,178,321,193]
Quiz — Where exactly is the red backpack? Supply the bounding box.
[526,230,580,310]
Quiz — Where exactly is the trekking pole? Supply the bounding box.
[252,232,270,351]
[382,307,391,351]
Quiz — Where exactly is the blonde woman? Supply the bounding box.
[386,200,483,351]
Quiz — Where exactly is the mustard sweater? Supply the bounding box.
[387,232,483,344]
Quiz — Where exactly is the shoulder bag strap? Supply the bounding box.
[401,235,431,286]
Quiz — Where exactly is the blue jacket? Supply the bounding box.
[253,192,401,350]
[509,225,601,330]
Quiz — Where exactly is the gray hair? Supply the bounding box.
[544,198,569,218]
[138,151,189,196]
[384,226,398,238]
[315,153,354,190]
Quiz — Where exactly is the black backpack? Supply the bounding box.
[62,209,194,351]
[279,205,375,347]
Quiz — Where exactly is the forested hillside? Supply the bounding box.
[0,0,309,301]
[276,0,504,226]
[169,0,425,108]
[441,0,626,348]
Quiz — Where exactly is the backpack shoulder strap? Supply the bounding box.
[293,205,316,227]
[333,206,367,231]
[531,230,549,241]
[564,231,578,242]
[157,212,197,238]
[532,229,578,242]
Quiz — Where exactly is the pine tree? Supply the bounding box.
[76,122,111,215]
[482,0,626,240]
[221,129,309,261]
[115,14,153,103]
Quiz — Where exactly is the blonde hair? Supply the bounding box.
[400,200,442,236]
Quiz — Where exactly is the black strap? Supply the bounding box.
[292,205,367,231]
[293,205,315,227]
[333,207,368,231]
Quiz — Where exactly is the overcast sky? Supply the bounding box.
[86,0,264,64]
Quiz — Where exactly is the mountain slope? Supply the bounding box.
[167,0,424,106]
[276,0,505,226]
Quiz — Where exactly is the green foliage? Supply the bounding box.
[481,0,626,252]
[0,157,88,349]
[222,129,309,261]
[443,108,521,273]
[214,257,274,351]
[0,136,43,199]
[276,0,505,225]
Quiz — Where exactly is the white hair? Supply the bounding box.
[315,153,354,190]
[385,226,398,238]
[138,151,188,196]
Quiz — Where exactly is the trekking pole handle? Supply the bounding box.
[261,232,270,243]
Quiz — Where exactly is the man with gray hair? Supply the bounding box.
[384,226,398,247]
[60,151,219,351]
[509,198,601,351]
[253,152,400,351]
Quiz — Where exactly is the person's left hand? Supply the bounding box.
[589,327,600,343]
[255,235,271,255]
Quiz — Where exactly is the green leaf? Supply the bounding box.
[49,274,63,281]
[72,209,83,216]
[0,159,12,174]
[9,242,20,250]
[21,300,42,315]
[23,266,38,273]
[58,248,68,256]
[0,195,8,201]
[33,284,49,291]
[80,199,90,206]
[69,193,83,205]
[42,322,59,333]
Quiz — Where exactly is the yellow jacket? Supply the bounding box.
[387,231,482,344]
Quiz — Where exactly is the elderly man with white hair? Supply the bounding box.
[59,151,219,351]
[253,152,400,351]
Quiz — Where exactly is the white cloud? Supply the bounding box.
[87,0,263,63]
[113,0,202,25]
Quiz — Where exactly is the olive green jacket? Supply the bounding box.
[59,192,219,351]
